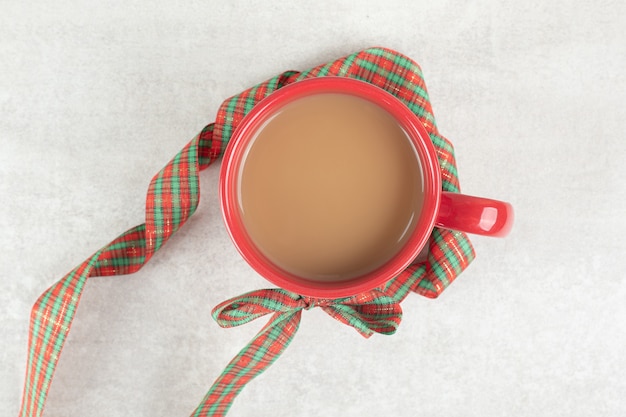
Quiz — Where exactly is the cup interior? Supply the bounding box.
[220,77,441,298]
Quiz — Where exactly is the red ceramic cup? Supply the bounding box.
[220,77,513,298]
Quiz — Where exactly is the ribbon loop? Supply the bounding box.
[212,288,304,328]
[321,290,403,337]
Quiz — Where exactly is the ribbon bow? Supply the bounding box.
[190,288,402,417]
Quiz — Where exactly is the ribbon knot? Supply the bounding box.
[301,296,333,309]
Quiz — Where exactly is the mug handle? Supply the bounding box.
[436,192,514,237]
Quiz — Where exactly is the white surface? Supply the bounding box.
[1,1,625,416]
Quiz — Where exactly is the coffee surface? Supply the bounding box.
[239,93,423,281]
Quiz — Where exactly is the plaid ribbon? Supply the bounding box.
[191,288,402,416]
[18,47,475,417]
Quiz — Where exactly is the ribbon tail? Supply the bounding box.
[19,131,217,417]
[191,309,303,417]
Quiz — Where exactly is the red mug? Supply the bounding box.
[219,77,513,298]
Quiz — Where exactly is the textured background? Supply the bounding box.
[1,1,625,416]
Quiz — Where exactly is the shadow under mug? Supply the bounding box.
[219,77,513,298]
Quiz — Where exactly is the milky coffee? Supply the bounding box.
[239,93,423,282]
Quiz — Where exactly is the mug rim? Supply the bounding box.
[219,76,441,298]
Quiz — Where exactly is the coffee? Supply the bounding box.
[239,93,423,282]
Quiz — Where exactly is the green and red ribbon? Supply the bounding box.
[18,47,475,417]
[193,288,402,416]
